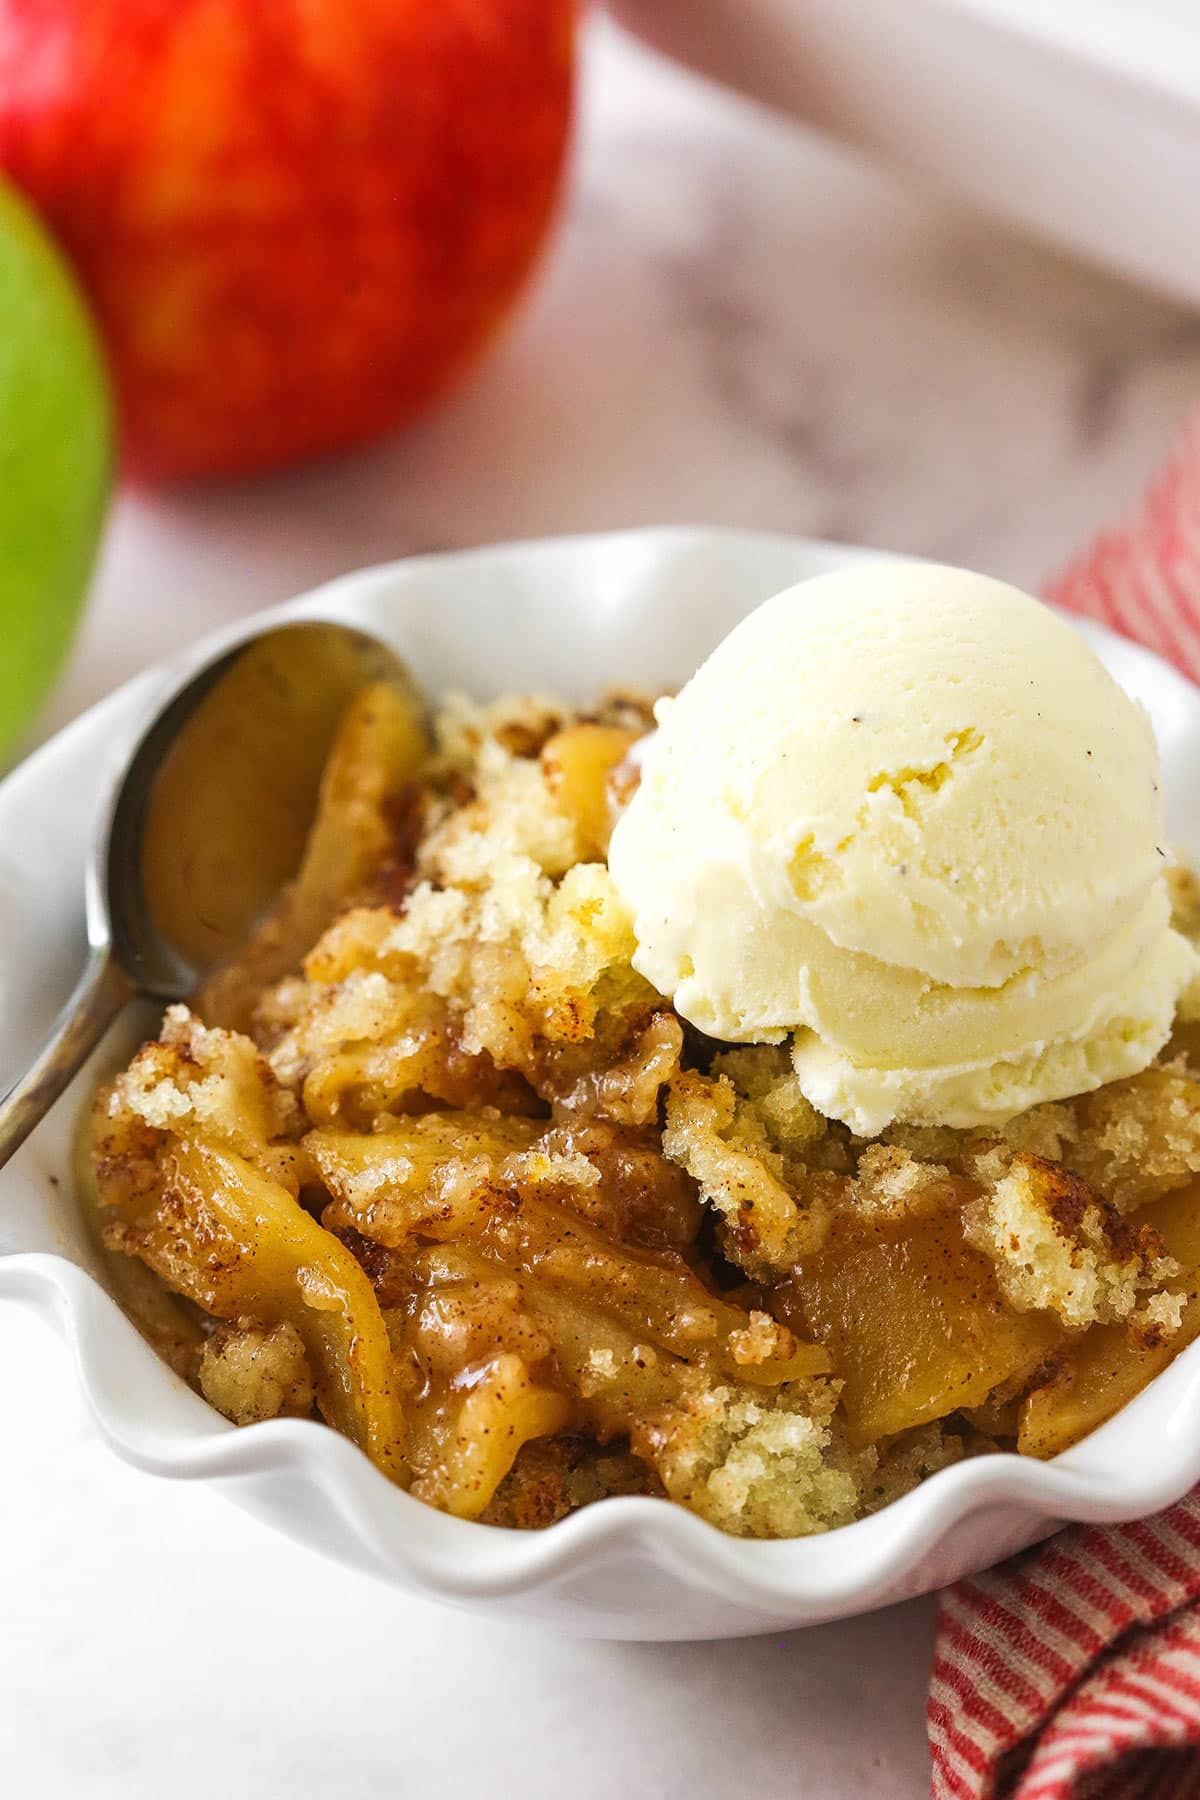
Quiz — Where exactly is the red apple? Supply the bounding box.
[0,0,574,480]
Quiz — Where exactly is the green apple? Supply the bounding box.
[0,178,111,759]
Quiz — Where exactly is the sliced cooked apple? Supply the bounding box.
[1019,1182,1200,1458]
[540,723,641,859]
[788,1208,1064,1447]
[119,1138,406,1482]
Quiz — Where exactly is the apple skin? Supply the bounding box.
[0,0,574,481]
[0,178,111,759]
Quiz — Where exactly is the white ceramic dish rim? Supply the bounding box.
[4,525,1200,1626]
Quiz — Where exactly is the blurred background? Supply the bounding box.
[5,4,1200,751]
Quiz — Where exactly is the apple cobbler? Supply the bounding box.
[84,678,1200,1537]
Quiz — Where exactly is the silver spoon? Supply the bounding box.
[0,619,406,1169]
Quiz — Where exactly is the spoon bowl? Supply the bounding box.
[0,620,405,1168]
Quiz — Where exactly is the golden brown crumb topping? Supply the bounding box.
[83,685,1200,1537]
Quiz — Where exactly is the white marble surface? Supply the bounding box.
[6,14,1200,1796]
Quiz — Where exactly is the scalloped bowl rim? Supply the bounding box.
[3,526,1200,1635]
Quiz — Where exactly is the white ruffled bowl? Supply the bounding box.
[4,528,1200,1642]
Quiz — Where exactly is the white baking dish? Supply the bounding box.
[3,527,1200,1639]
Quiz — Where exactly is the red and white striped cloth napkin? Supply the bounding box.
[927,412,1200,1800]
[1048,410,1200,685]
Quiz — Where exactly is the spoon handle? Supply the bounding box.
[0,948,133,1172]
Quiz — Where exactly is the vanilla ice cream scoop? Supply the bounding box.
[608,561,1199,1134]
